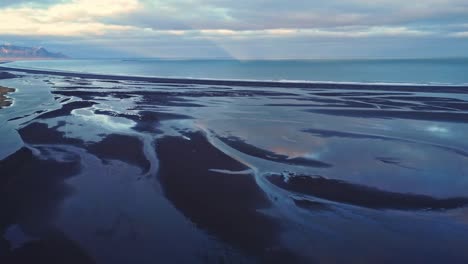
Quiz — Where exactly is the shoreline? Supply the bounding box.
[1,65,468,92]
[0,86,15,108]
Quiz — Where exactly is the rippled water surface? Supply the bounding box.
[1,68,468,263]
[7,58,468,85]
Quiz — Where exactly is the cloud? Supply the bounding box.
[0,0,467,58]
[1,0,467,36]
[115,0,468,31]
[151,26,431,39]
[450,32,468,38]
[0,0,141,36]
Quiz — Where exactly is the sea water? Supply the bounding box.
[7,58,468,85]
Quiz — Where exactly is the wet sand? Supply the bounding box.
[157,132,304,262]
[1,67,468,263]
[0,147,91,263]
[267,173,468,210]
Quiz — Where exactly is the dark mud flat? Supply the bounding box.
[308,108,468,123]
[157,132,306,263]
[36,101,96,119]
[267,173,468,210]
[1,69,468,263]
[19,122,84,146]
[218,135,332,168]
[0,148,94,264]
[19,122,150,173]
[0,72,16,80]
[87,134,150,173]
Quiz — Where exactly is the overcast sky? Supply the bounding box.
[1,0,467,59]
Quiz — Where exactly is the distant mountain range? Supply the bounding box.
[0,44,67,59]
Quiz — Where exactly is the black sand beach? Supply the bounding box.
[1,67,468,263]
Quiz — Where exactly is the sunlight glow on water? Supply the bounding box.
[72,109,136,130]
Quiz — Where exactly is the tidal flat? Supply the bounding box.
[1,67,468,263]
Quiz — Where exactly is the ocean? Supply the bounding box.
[7,57,468,85]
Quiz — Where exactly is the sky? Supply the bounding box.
[0,0,467,59]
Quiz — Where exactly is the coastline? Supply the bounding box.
[0,86,15,108]
[1,63,468,92]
